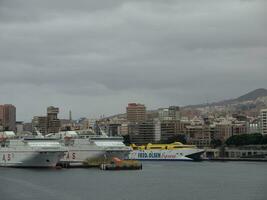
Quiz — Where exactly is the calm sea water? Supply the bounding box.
[0,161,266,200]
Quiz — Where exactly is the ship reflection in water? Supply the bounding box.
[0,161,266,200]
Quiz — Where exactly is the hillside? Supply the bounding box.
[107,88,267,119]
[236,88,267,102]
[186,88,267,108]
[182,88,267,117]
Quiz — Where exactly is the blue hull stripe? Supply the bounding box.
[127,159,194,161]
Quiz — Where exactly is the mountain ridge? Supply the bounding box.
[185,88,267,109]
[106,88,267,119]
[236,88,267,101]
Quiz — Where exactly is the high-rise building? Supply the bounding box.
[126,103,146,123]
[32,106,61,135]
[158,108,171,121]
[47,106,60,133]
[160,120,177,143]
[108,123,121,136]
[32,116,47,134]
[119,123,129,136]
[128,120,155,145]
[168,106,181,120]
[16,121,24,135]
[186,125,212,147]
[249,118,260,134]
[0,104,16,131]
[260,109,267,135]
[128,119,180,145]
[158,106,180,121]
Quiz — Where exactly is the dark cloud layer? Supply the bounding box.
[0,0,266,121]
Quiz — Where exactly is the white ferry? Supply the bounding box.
[46,131,131,166]
[0,134,66,167]
[128,142,204,161]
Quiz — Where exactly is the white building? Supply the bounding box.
[158,106,180,121]
[260,109,267,135]
[16,121,24,134]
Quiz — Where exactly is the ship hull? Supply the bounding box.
[59,148,131,165]
[60,148,106,164]
[58,137,131,166]
[0,150,65,167]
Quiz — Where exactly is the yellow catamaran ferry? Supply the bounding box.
[128,142,204,161]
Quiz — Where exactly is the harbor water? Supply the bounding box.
[0,161,266,200]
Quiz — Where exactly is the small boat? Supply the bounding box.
[100,157,142,170]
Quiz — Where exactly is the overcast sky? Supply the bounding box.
[0,0,266,121]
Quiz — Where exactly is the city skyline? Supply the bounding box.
[1,87,267,122]
[0,0,266,121]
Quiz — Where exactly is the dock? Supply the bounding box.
[100,157,142,170]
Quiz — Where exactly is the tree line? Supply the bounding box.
[225,133,267,146]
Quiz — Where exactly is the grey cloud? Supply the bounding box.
[0,0,266,121]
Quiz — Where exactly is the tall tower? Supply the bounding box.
[0,104,16,131]
[47,106,60,134]
[69,110,72,121]
[126,103,146,123]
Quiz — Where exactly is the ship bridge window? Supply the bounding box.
[148,147,161,149]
